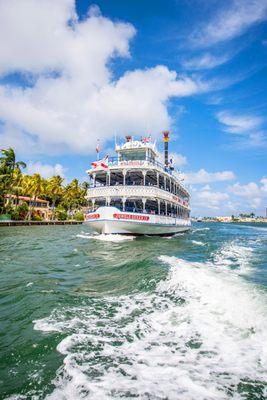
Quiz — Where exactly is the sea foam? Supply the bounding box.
[33,242,267,400]
[76,233,135,242]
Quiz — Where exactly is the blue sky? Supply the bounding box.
[0,0,266,216]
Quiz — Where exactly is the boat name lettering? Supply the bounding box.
[86,213,100,219]
[119,160,144,167]
[113,213,149,221]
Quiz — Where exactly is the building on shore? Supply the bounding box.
[4,194,52,220]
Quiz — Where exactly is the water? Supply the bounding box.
[0,223,267,400]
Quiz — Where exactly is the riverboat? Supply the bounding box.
[85,132,191,235]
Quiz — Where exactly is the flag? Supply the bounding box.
[91,155,109,170]
[142,136,151,143]
[96,140,100,154]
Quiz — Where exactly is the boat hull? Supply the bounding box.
[84,207,191,235]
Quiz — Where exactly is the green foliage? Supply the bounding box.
[0,147,88,221]
[55,206,68,221]
[9,202,29,221]
[0,148,26,213]
[31,213,43,221]
[73,211,85,221]
[0,214,12,221]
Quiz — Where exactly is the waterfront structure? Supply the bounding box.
[4,194,52,220]
[85,132,191,235]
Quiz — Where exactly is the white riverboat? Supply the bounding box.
[85,132,191,235]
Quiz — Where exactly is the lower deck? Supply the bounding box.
[87,197,189,219]
[85,206,191,235]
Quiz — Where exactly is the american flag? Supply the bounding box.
[91,155,109,170]
[142,135,151,143]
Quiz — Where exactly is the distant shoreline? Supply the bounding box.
[192,219,267,223]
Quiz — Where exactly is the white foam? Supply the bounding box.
[76,233,135,242]
[33,245,267,400]
[212,241,254,274]
[193,227,210,232]
[191,240,205,246]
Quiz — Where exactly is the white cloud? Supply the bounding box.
[216,111,266,148]
[190,184,230,212]
[190,177,267,216]
[229,178,267,197]
[191,0,267,47]
[158,151,187,167]
[184,168,235,184]
[0,0,204,156]
[182,52,231,70]
[228,177,267,210]
[196,189,229,210]
[26,161,66,179]
[170,153,187,167]
[217,111,263,134]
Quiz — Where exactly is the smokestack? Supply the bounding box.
[126,135,132,142]
[163,131,169,167]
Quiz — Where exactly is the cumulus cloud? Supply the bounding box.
[26,161,67,179]
[229,177,267,197]
[191,0,267,47]
[0,0,204,156]
[158,151,187,167]
[228,177,267,210]
[194,188,229,210]
[190,177,267,216]
[184,168,235,184]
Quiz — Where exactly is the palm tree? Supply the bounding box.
[62,179,86,216]
[81,181,90,191]
[46,175,64,219]
[25,174,45,219]
[0,148,26,172]
[11,168,24,206]
[0,148,26,213]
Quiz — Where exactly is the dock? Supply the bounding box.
[0,220,83,227]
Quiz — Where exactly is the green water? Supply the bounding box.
[0,223,267,399]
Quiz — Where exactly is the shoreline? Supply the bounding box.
[0,220,83,226]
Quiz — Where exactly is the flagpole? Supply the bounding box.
[96,139,100,161]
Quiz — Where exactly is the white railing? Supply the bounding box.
[86,185,189,208]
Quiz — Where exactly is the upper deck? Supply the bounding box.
[85,134,190,218]
[86,136,189,197]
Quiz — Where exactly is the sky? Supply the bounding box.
[0,0,266,216]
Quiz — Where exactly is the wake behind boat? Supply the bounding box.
[84,132,191,235]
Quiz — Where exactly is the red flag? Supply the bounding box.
[96,140,100,153]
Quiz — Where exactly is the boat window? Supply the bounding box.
[120,150,146,161]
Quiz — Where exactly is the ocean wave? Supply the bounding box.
[33,249,267,400]
[191,240,205,246]
[212,241,254,274]
[76,233,135,242]
[192,227,210,232]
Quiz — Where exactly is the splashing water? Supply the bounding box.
[76,233,136,242]
[191,240,205,246]
[1,222,267,399]
[33,250,267,399]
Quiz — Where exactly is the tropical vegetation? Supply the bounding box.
[0,148,88,221]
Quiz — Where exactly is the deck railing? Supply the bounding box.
[86,185,190,208]
[107,156,176,175]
